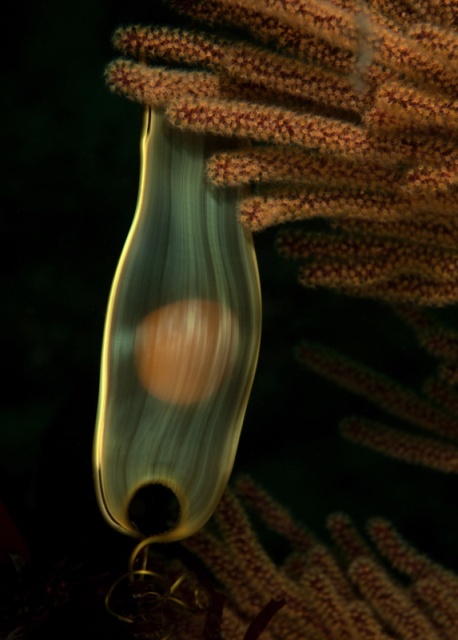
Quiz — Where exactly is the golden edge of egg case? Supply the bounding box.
[93,107,261,542]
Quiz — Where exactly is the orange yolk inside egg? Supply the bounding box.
[134,299,238,405]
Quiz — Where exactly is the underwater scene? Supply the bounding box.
[2,1,458,638]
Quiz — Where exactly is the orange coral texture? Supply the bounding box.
[180,477,458,639]
[107,0,458,306]
[296,305,458,475]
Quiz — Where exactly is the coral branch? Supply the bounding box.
[184,480,458,639]
[107,0,458,305]
[295,341,458,438]
[341,417,458,473]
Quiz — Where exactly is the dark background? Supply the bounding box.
[2,0,458,630]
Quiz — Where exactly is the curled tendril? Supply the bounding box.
[105,536,209,638]
[105,535,285,639]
